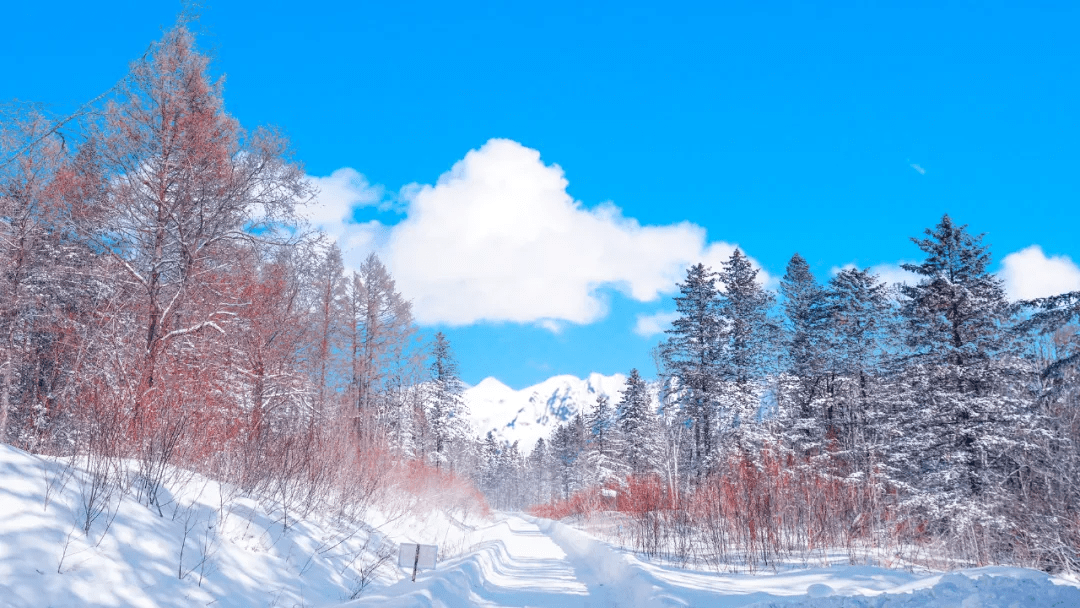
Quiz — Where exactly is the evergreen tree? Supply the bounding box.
[426,332,468,471]
[660,263,722,474]
[617,369,657,476]
[777,253,830,454]
[779,253,828,419]
[822,267,892,468]
[716,248,777,449]
[529,437,553,505]
[480,432,502,502]
[585,394,622,484]
[1022,291,1080,384]
[894,215,1034,527]
[552,414,588,499]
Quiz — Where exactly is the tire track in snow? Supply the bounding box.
[529,515,680,608]
[344,514,1080,608]
[345,515,595,607]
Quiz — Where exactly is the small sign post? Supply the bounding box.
[397,543,438,582]
[411,543,420,581]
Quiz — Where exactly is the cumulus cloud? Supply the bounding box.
[634,310,680,338]
[311,139,767,327]
[303,168,390,261]
[830,262,921,287]
[832,247,1080,302]
[305,168,383,232]
[999,245,1080,300]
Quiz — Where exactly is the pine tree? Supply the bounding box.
[822,267,891,469]
[552,414,588,500]
[617,369,657,476]
[716,248,777,450]
[585,394,622,484]
[1022,291,1080,384]
[1016,292,1080,571]
[777,253,829,453]
[480,432,502,501]
[529,437,553,505]
[426,332,468,471]
[894,215,1033,529]
[661,263,722,474]
[779,253,828,418]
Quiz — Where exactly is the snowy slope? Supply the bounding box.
[0,443,480,608]
[463,372,627,451]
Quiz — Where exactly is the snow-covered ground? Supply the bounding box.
[0,443,478,607]
[349,515,1080,607]
[3,442,1079,607]
[464,373,627,451]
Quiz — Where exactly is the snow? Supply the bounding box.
[347,514,1080,608]
[0,443,476,607]
[3,441,1079,608]
[464,372,627,451]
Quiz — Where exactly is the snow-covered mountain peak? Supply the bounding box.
[464,372,627,452]
[468,376,515,398]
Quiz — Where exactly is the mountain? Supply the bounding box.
[463,373,627,452]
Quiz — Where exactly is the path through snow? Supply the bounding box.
[2,438,1078,608]
[346,513,1080,607]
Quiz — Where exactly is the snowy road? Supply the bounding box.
[347,515,627,607]
[347,513,1080,608]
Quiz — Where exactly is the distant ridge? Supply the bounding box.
[463,372,627,452]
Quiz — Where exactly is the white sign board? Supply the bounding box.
[398,543,438,570]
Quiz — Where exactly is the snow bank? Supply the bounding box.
[0,443,482,607]
[538,516,1080,608]
[746,569,1080,607]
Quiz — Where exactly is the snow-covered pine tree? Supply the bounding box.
[552,414,588,500]
[585,394,623,485]
[1022,291,1080,386]
[528,437,553,506]
[426,332,468,471]
[660,263,722,475]
[822,267,892,472]
[617,369,658,476]
[1015,291,1080,571]
[777,253,829,452]
[894,215,1036,537]
[716,248,778,452]
[479,432,502,502]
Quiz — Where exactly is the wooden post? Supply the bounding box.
[412,543,421,581]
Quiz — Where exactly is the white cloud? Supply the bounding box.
[910,163,926,175]
[832,247,1080,301]
[634,310,680,338]
[311,139,768,327]
[537,319,564,333]
[830,262,920,287]
[304,168,383,235]
[868,262,921,287]
[999,245,1080,300]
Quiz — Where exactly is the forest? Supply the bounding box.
[3,23,1080,582]
[510,222,1080,574]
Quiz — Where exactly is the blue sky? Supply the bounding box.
[4,1,1080,388]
